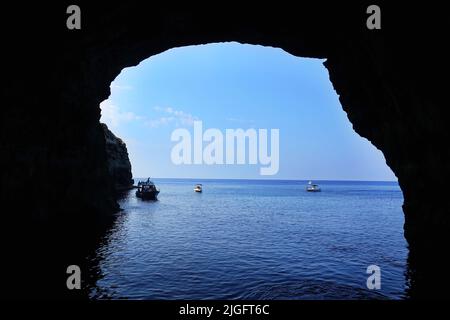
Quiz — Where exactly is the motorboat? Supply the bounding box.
[194,184,203,193]
[306,181,321,192]
[136,178,160,200]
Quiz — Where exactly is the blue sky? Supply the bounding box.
[100,42,396,181]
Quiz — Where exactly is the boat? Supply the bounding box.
[194,184,203,193]
[136,178,160,200]
[306,181,321,192]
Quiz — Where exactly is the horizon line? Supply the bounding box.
[134,177,398,183]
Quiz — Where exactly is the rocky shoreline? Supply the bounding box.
[101,123,134,192]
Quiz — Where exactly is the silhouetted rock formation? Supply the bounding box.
[101,123,134,191]
[1,3,448,298]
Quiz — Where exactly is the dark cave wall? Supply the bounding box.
[74,4,450,247]
[1,3,449,298]
[323,33,450,249]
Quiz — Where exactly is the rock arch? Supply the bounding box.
[2,3,448,298]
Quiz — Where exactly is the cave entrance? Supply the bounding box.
[90,42,407,299]
[100,42,397,182]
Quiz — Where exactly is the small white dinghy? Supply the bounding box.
[306,181,321,192]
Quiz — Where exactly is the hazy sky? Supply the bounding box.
[100,42,396,181]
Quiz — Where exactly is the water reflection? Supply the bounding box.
[84,222,446,300]
[84,180,419,299]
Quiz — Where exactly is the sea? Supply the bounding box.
[86,179,408,299]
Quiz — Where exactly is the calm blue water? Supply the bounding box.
[87,179,408,299]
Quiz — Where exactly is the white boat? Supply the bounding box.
[306,181,321,192]
[194,184,203,193]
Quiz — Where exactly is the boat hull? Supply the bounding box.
[136,190,160,200]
